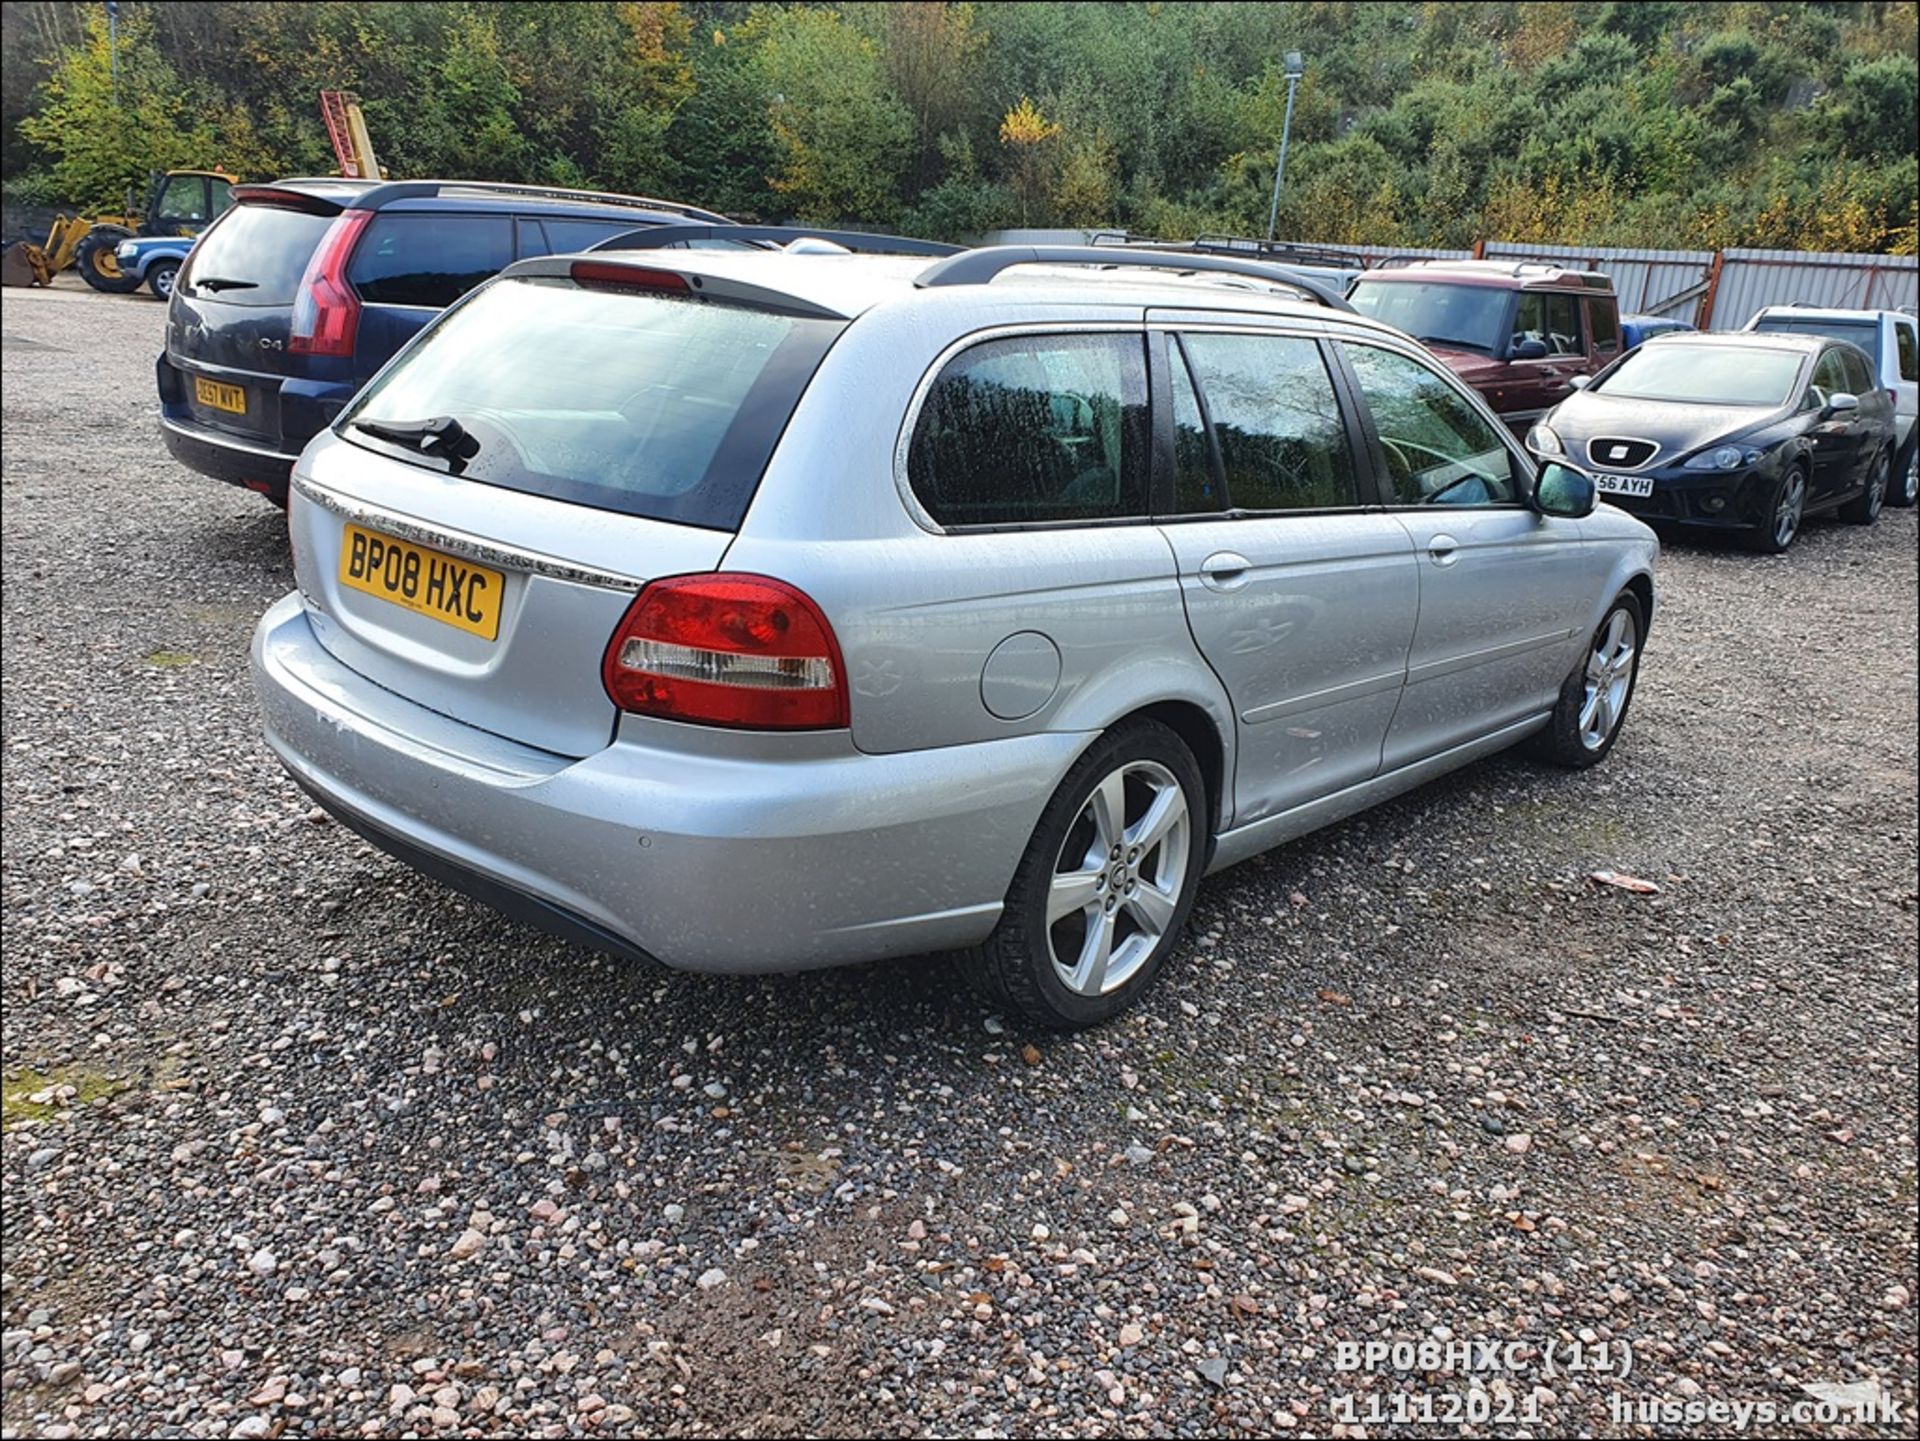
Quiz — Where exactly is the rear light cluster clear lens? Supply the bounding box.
[290,210,373,357]
[602,574,848,730]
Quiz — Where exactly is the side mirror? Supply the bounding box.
[1568,374,1592,390]
[1512,337,1550,360]
[1531,462,1598,519]
[1824,392,1859,416]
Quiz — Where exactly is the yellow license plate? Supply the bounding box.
[338,524,504,642]
[193,376,247,414]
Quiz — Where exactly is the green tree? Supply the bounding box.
[756,6,913,224]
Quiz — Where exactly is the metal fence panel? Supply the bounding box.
[1482,242,1717,321]
[1711,248,1919,328]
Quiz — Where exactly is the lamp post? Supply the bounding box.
[1265,50,1304,242]
[107,0,119,107]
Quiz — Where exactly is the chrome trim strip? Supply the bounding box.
[290,475,645,591]
[1241,670,1403,725]
[1584,434,1664,472]
[1405,628,1577,686]
[160,415,299,463]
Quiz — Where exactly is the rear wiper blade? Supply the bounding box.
[192,277,258,292]
[349,416,481,468]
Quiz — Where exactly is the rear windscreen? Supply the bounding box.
[1748,318,1878,363]
[338,277,843,530]
[183,204,334,306]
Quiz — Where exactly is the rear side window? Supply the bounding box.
[1591,300,1619,354]
[1176,332,1357,511]
[339,277,844,529]
[183,204,334,307]
[1897,321,1918,382]
[540,218,643,254]
[1344,342,1518,505]
[348,215,514,308]
[907,333,1149,528]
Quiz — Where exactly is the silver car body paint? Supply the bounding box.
[254,250,1659,973]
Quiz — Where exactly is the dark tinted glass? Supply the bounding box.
[1179,333,1356,510]
[348,215,514,308]
[1514,290,1583,356]
[907,333,1149,527]
[1898,321,1918,382]
[1810,348,1849,401]
[183,204,333,307]
[1750,316,1877,362]
[341,277,842,530]
[1344,342,1518,505]
[1839,346,1874,395]
[541,218,642,254]
[1591,300,1619,352]
[1170,341,1221,512]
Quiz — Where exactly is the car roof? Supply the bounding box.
[1750,305,1895,323]
[518,247,1419,336]
[245,177,725,225]
[1356,258,1612,292]
[1641,331,1825,354]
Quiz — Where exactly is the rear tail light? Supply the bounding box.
[289,210,373,357]
[602,574,848,730]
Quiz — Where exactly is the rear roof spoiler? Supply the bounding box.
[230,184,350,216]
[590,223,961,257]
[499,254,853,321]
[346,180,731,224]
[914,245,1356,313]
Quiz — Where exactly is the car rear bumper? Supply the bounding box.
[160,414,300,498]
[251,594,1085,973]
[156,353,357,499]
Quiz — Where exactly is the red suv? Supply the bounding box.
[1347,260,1622,435]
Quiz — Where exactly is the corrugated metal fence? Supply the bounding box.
[983,229,1918,328]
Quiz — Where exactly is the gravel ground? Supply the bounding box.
[3,282,1915,1440]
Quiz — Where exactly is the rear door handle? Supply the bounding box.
[1199,551,1252,591]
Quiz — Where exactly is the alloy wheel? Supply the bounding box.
[1047,760,1191,997]
[1774,471,1805,549]
[1867,455,1888,519]
[1579,608,1638,751]
[1904,450,1919,506]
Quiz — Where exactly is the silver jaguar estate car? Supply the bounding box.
[252,241,1658,1028]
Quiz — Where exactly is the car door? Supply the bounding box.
[1152,327,1419,826]
[1804,347,1861,501]
[1504,289,1585,428]
[1337,337,1603,769]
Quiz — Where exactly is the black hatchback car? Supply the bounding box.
[156,179,734,503]
[1530,332,1897,552]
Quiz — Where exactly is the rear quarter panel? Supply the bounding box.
[725,293,1237,784]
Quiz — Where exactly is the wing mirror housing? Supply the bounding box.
[1823,392,1859,417]
[1529,461,1599,519]
[1511,337,1550,360]
[1569,374,1592,390]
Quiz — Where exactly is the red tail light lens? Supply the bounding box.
[569,260,691,293]
[602,574,849,730]
[289,210,373,356]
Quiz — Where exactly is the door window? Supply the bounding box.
[906,333,1150,527]
[1896,321,1918,382]
[1513,291,1584,357]
[1808,349,1850,406]
[155,174,209,226]
[542,218,644,254]
[1839,346,1874,397]
[1343,342,1520,506]
[347,215,515,308]
[1170,342,1222,513]
[1175,332,1357,511]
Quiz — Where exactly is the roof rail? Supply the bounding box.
[1089,231,1367,271]
[914,245,1356,312]
[347,179,732,224]
[589,223,962,257]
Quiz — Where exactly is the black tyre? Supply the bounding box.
[146,259,181,301]
[1528,590,1645,770]
[74,227,141,294]
[1744,464,1806,554]
[1889,435,1919,509]
[960,719,1207,1029]
[1839,449,1889,526]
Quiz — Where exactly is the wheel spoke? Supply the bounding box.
[1123,880,1176,938]
[1586,647,1609,681]
[1126,784,1186,855]
[1073,908,1117,995]
[1579,689,1603,733]
[1598,688,1617,736]
[1087,771,1126,852]
[1048,866,1104,923]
